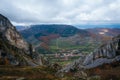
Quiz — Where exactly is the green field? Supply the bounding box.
[49,38,100,53]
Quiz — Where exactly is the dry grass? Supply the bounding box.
[0,65,60,80]
[86,62,120,80]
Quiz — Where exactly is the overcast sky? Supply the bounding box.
[0,0,120,25]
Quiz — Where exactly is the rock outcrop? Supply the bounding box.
[59,34,120,73]
[0,14,43,66]
[58,56,85,73]
[83,35,120,69]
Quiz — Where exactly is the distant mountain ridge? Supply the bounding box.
[16,26,29,31]
[20,25,91,54]
[86,28,120,37]
[19,24,120,54]
[75,24,120,29]
[20,24,89,39]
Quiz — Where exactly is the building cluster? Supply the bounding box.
[55,49,81,60]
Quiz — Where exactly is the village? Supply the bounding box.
[55,49,83,60]
[44,49,86,66]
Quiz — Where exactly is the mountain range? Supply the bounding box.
[19,25,91,54]
[19,24,120,54]
[75,24,120,29]
[0,14,120,80]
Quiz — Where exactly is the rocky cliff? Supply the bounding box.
[0,14,43,66]
[59,34,120,73]
[83,35,120,69]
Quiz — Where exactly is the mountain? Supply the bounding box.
[58,34,120,79]
[20,24,120,54]
[15,26,29,31]
[75,24,120,29]
[0,14,44,66]
[20,24,89,39]
[86,28,120,37]
[83,35,120,68]
[20,25,91,54]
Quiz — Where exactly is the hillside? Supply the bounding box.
[19,24,120,67]
[20,25,120,54]
[76,24,120,29]
[20,24,89,39]
[0,14,65,80]
[20,25,91,54]
[1,14,120,80]
[58,34,120,80]
[86,28,120,37]
[85,28,120,44]
[0,14,44,66]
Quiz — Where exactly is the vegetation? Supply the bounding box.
[0,65,59,80]
[50,38,100,53]
[86,62,120,80]
[0,65,82,80]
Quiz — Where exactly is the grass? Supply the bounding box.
[50,45,97,54]
[49,38,100,54]
[86,62,120,80]
[0,65,60,80]
[0,65,81,80]
[44,54,80,66]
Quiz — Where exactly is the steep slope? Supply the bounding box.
[0,14,43,66]
[59,34,120,73]
[83,35,120,69]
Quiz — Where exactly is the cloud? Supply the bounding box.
[0,0,119,25]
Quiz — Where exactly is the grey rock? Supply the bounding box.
[0,14,44,66]
[58,34,120,73]
[83,36,120,69]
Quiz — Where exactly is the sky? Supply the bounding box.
[0,0,120,26]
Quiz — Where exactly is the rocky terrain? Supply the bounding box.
[0,14,44,66]
[83,35,120,69]
[58,34,120,80]
[0,14,120,80]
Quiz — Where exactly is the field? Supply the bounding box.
[49,38,100,53]
[0,65,59,80]
[44,54,81,66]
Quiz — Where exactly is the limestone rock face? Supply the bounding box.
[5,28,29,50]
[0,14,43,66]
[83,35,120,69]
[58,56,85,73]
[59,35,120,73]
[0,14,12,30]
[0,14,29,50]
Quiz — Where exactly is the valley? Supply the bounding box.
[0,14,120,80]
[18,24,120,66]
[1,0,120,79]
